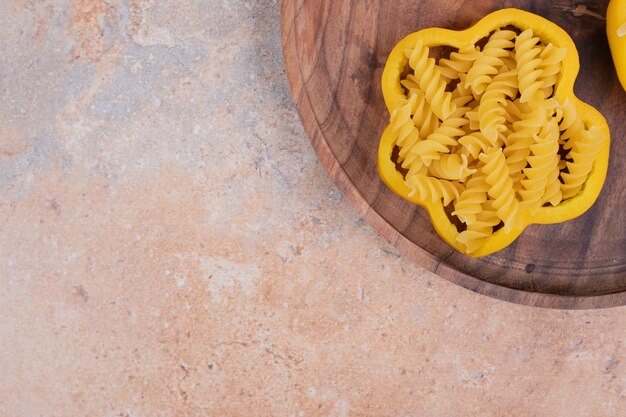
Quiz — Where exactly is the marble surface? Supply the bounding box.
[0,1,624,416]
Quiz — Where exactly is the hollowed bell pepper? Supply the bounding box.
[608,0,626,91]
[378,8,610,257]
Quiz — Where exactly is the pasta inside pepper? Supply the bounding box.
[388,28,606,255]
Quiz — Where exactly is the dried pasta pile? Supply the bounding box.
[389,28,605,254]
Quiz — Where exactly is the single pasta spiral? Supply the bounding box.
[405,174,464,206]
[479,147,523,233]
[503,107,547,175]
[389,93,421,167]
[428,153,476,181]
[542,159,563,207]
[478,68,518,141]
[561,126,605,199]
[465,30,516,95]
[538,43,567,98]
[405,40,456,119]
[519,119,560,215]
[558,98,585,149]
[412,86,440,138]
[452,174,490,224]
[515,29,544,102]
[456,202,501,254]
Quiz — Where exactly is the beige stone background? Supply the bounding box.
[0,1,624,416]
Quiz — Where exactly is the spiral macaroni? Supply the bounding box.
[519,119,560,215]
[515,29,544,102]
[465,30,516,95]
[480,147,523,233]
[405,41,456,119]
[386,28,606,254]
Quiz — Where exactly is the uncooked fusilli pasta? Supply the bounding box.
[389,27,606,254]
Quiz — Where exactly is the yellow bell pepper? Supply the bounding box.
[378,8,610,257]
[608,0,626,91]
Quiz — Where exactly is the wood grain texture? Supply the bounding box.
[281,0,626,309]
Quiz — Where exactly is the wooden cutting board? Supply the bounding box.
[281,0,626,309]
